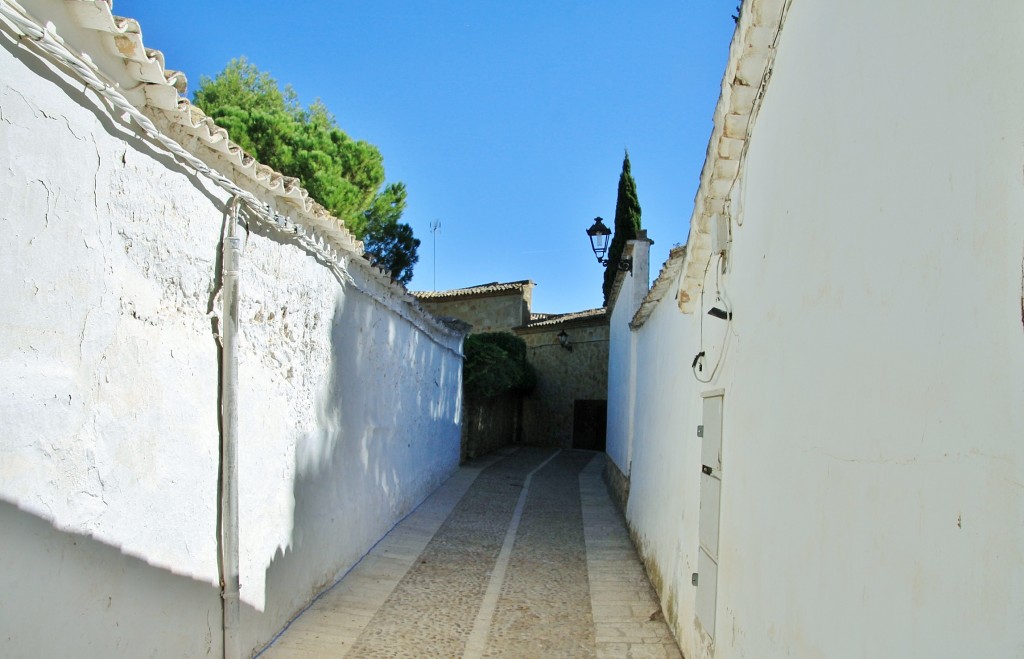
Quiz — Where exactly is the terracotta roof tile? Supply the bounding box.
[412,280,534,300]
[520,307,607,330]
[631,245,686,329]
[676,0,790,312]
[62,0,362,255]
[10,0,464,341]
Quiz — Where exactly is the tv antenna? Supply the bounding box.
[430,219,441,290]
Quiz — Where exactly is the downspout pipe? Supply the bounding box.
[221,197,243,659]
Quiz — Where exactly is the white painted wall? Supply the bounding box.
[0,6,463,656]
[618,1,1024,657]
[623,282,700,641]
[605,237,652,476]
[606,279,636,475]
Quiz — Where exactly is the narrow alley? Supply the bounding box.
[259,448,681,658]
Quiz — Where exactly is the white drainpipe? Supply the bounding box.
[220,197,243,659]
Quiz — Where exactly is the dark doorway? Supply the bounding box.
[572,399,607,451]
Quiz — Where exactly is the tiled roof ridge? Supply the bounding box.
[631,245,686,329]
[412,280,534,300]
[672,0,791,313]
[64,0,362,253]
[9,0,463,345]
[520,307,607,330]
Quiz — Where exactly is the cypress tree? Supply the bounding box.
[603,150,642,304]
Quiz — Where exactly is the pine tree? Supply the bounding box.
[603,151,642,304]
[194,58,419,283]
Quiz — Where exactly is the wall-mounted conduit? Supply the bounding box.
[219,197,243,659]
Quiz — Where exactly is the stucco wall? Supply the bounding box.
[605,239,651,474]
[519,322,608,447]
[623,286,701,642]
[617,1,1024,658]
[0,10,462,657]
[606,296,635,474]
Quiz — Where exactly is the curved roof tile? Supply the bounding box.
[64,0,362,255]
[671,0,791,313]
[412,280,534,301]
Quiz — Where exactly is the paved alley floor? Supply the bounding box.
[259,447,681,658]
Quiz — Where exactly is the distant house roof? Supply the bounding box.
[516,308,607,334]
[412,280,534,301]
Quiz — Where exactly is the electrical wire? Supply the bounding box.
[731,0,792,228]
[692,250,732,384]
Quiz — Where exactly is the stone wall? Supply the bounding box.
[417,290,530,334]
[461,393,520,461]
[518,320,609,447]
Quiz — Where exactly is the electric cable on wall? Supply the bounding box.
[692,250,732,383]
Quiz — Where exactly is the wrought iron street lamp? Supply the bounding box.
[586,217,611,264]
[586,217,631,272]
[557,329,573,352]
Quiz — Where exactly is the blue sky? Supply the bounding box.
[114,1,737,313]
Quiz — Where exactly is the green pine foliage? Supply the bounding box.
[463,333,536,400]
[602,151,643,304]
[193,58,418,283]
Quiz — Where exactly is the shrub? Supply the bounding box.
[463,333,536,400]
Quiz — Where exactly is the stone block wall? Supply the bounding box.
[418,292,530,334]
[461,393,520,461]
[518,321,609,447]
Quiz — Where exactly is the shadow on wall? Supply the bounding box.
[0,253,462,659]
[0,498,230,658]
[240,282,462,651]
[462,393,519,461]
[0,25,462,655]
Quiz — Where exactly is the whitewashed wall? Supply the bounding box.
[623,285,699,638]
[606,279,636,475]
[0,7,463,657]
[618,1,1024,657]
[605,238,652,476]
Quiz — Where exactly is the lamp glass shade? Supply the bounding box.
[586,217,612,262]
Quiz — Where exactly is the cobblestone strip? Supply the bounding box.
[345,447,558,658]
[259,449,512,659]
[580,456,683,659]
[462,449,561,657]
[482,449,598,657]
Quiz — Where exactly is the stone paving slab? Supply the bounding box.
[477,450,595,657]
[258,449,511,658]
[260,447,681,658]
[579,455,682,659]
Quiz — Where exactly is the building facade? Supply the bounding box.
[413,280,535,333]
[416,282,610,449]
[606,1,1024,657]
[516,308,609,450]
